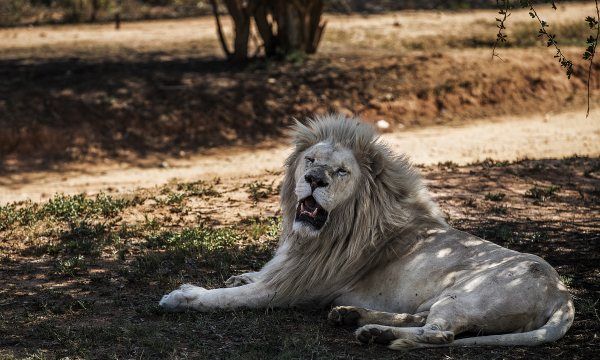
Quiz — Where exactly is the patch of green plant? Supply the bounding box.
[176,180,221,197]
[528,232,545,243]
[42,192,132,221]
[478,224,514,244]
[285,50,307,64]
[0,201,41,230]
[55,220,112,257]
[480,158,510,168]
[147,227,239,252]
[560,274,574,288]
[490,205,508,215]
[485,192,506,202]
[142,215,161,232]
[525,185,560,201]
[246,180,276,202]
[437,161,458,171]
[463,198,477,208]
[55,255,87,277]
[166,191,185,205]
[244,216,281,241]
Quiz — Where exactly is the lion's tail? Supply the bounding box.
[390,297,574,349]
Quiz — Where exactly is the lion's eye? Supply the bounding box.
[305,157,315,164]
[336,169,348,177]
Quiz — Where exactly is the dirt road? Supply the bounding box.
[1,108,598,204]
[1,2,595,58]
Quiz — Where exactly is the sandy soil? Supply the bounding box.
[2,108,598,204]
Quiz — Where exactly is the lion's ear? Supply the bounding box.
[370,149,386,178]
[288,118,316,151]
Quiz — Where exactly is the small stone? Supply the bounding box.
[376,119,390,131]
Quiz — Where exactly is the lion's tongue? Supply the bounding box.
[301,197,319,218]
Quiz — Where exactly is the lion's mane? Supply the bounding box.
[265,114,447,306]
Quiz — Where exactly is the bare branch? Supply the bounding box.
[210,0,232,58]
[527,1,573,79]
[585,0,599,117]
[492,0,511,61]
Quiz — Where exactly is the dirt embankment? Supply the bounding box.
[1,51,598,170]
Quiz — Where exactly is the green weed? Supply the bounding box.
[485,192,506,202]
[525,185,560,201]
[176,180,221,197]
[245,216,281,241]
[247,181,276,202]
[490,205,508,215]
[43,193,131,221]
[55,255,87,277]
[0,201,41,230]
[437,161,459,171]
[146,227,239,253]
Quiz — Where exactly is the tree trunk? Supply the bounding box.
[270,0,325,55]
[115,0,121,30]
[209,0,232,58]
[90,0,100,22]
[223,0,252,62]
[253,0,277,57]
[213,0,325,61]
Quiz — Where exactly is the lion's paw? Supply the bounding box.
[388,338,418,351]
[328,306,362,326]
[159,284,207,311]
[355,325,397,345]
[225,273,256,288]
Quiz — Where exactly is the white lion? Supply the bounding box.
[159,114,573,350]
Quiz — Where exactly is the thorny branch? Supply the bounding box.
[492,0,511,61]
[526,1,573,79]
[493,1,599,117]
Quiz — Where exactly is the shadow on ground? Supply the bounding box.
[0,156,598,359]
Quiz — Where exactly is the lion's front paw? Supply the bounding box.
[159,284,207,311]
[225,273,256,288]
[328,306,362,326]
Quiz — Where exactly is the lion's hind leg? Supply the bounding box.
[328,306,427,327]
[355,323,454,347]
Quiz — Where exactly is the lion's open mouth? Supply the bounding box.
[295,195,328,229]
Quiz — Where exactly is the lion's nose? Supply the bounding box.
[304,174,328,191]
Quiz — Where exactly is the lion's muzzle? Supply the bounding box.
[296,195,329,229]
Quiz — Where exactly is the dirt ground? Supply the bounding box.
[1,107,599,204]
[0,156,598,359]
